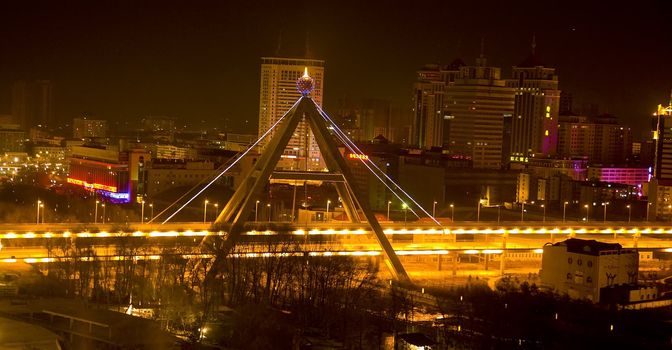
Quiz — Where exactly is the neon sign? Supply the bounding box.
[67,177,118,192]
[348,153,369,160]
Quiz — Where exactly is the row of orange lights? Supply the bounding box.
[1,248,547,264]
[0,227,669,239]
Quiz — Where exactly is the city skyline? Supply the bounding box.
[0,1,670,139]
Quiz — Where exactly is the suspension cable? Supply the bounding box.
[159,97,303,223]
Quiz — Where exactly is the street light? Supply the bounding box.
[450,204,455,222]
[203,199,209,223]
[563,201,568,222]
[668,205,672,224]
[267,203,271,223]
[102,204,106,224]
[477,200,481,222]
[520,202,526,222]
[602,202,609,223]
[149,203,154,221]
[326,200,331,222]
[584,204,589,222]
[647,202,653,222]
[541,204,546,222]
[626,204,631,223]
[94,200,100,224]
[39,203,45,224]
[402,203,408,226]
[255,200,260,222]
[213,203,219,223]
[141,200,146,224]
[36,200,41,224]
[387,201,392,221]
[432,201,437,218]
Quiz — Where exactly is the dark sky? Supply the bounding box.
[0,1,670,138]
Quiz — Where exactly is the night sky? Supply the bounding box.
[0,1,670,138]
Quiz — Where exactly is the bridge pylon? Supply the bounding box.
[207,70,410,283]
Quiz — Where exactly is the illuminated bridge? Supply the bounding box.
[1,222,672,266]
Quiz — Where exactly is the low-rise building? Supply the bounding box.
[540,238,638,302]
[587,166,650,186]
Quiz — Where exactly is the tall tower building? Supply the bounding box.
[258,57,324,170]
[411,60,463,149]
[444,56,515,169]
[506,38,560,162]
[650,96,672,219]
[11,80,54,130]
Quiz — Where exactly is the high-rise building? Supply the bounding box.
[411,61,463,149]
[650,98,672,218]
[11,80,54,130]
[73,117,108,139]
[557,114,632,165]
[506,40,560,161]
[336,98,392,143]
[258,57,324,170]
[444,56,515,169]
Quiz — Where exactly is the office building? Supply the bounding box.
[411,61,464,149]
[11,80,54,130]
[557,114,632,165]
[0,124,26,153]
[540,238,638,302]
[649,98,672,218]
[73,117,109,139]
[586,166,650,186]
[506,40,560,160]
[444,56,515,169]
[336,98,393,143]
[258,57,325,170]
[67,144,132,203]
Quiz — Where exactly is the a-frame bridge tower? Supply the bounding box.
[209,69,409,283]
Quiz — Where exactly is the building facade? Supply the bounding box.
[649,99,672,218]
[73,118,109,139]
[11,80,54,130]
[557,114,632,165]
[506,47,560,161]
[444,56,515,169]
[258,57,325,170]
[540,238,639,302]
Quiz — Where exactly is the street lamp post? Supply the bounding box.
[402,203,408,227]
[36,200,41,224]
[541,204,546,222]
[477,201,481,222]
[203,200,209,223]
[647,202,653,222]
[432,201,437,218]
[626,204,631,223]
[40,203,45,224]
[520,202,525,222]
[584,204,589,222]
[267,203,271,223]
[602,202,609,223]
[141,200,145,224]
[387,201,392,221]
[149,203,154,221]
[563,201,568,222]
[102,204,106,224]
[94,200,99,224]
[450,204,455,222]
[497,205,501,223]
[326,200,331,222]
[255,200,260,222]
[668,205,672,224]
[213,203,218,223]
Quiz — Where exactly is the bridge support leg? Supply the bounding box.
[500,233,508,276]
